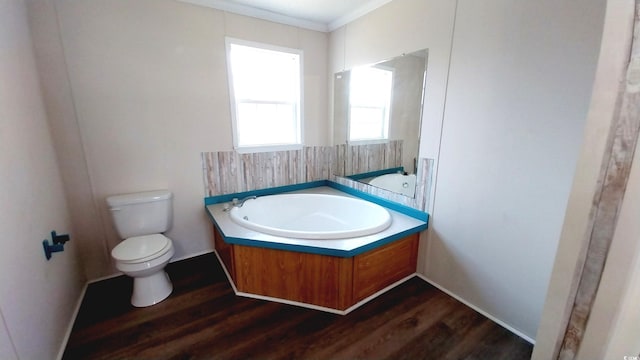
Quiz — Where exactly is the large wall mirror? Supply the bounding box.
[333,49,428,198]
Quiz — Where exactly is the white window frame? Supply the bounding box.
[225,37,304,153]
[347,65,394,145]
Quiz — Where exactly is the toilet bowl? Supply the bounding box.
[106,190,175,307]
[111,234,175,307]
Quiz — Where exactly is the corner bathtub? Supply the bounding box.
[229,193,392,239]
[206,185,428,314]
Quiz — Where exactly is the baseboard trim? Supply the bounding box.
[87,272,122,284]
[235,291,347,315]
[86,249,216,284]
[56,282,88,360]
[212,249,238,294]
[415,273,535,344]
[171,248,214,263]
[342,273,416,314]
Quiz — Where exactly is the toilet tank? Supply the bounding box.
[106,190,173,239]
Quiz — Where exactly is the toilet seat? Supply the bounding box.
[111,234,172,264]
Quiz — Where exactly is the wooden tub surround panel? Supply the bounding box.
[337,257,355,310]
[353,233,419,302]
[213,227,419,311]
[233,246,353,309]
[213,227,235,282]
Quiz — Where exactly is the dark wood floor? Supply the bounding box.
[63,253,532,359]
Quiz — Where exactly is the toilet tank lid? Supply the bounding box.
[106,190,172,207]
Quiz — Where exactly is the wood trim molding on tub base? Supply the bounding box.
[212,226,419,313]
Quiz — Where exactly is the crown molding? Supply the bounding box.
[177,0,329,32]
[328,0,393,31]
[177,0,393,33]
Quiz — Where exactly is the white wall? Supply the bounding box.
[0,310,16,360]
[425,0,605,340]
[43,0,328,279]
[0,0,84,358]
[27,0,111,283]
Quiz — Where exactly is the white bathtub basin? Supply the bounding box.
[229,194,392,239]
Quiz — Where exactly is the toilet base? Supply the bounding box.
[131,270,173,307]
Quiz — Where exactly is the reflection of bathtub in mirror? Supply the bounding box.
[369,173,417,197]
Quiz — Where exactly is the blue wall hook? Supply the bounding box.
[51,230,70,244]
[43,230,70,260]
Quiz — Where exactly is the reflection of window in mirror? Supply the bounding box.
[348,66,393,142]
[225,37,303,152]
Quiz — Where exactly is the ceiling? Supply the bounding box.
[178,0,394,32]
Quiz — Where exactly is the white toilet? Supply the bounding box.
[106,190,175,307]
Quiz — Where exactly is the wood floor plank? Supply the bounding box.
[313,293,458,359]
[127,300,286,359]
[387,302,489,360]
[270,281,442,359]
[69,282,232,347]
[63,253,532,359]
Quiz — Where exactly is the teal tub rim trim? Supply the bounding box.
[346,167,404,181]
[204,180,428,222]
[325,181,428,222]
[213,221,427,258]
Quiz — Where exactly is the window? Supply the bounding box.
[226,38,303,152]
[348,66,393,142]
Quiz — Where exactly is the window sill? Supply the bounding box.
[234,144,304,154]
[347,139,390,146]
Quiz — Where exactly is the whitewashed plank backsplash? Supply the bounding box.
[344,140,403,176]
[202,147,332,196]
[202,143,433,211]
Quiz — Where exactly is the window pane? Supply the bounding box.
[236,102,297,146]
[230,44,300,102]
[350,107,386,140]
[349,66,392,142]
[227,40,302,149]
[350,67,392,106]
